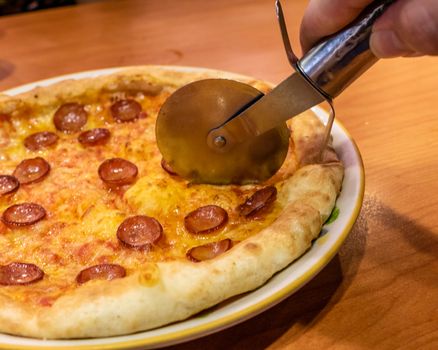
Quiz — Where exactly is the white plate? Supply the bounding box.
[0,66,364,350]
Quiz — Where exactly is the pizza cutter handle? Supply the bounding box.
[294,0,396,99]
[207,0,396,151]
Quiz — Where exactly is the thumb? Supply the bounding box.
[370,0,438,58]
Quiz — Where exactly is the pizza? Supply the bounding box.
[0,66,343,339]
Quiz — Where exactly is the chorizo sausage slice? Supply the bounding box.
[13,157,50,184]
[0,262,44,285]
[78,128,111,146]
[184,205,228,234]
[2,203,46,227]
[24,131,59,151]
[54,102,88,133]
[187,239,231,262]
[98,158,138,186]
[117,215,163,248]
[0,175,19,196]
[161,158,178,176]
[110,99,142,122]
[238,186,277,218]
[76,264,126,284]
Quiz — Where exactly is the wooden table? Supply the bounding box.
[0,0,437,349]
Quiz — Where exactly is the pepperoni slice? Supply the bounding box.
[24,131,59,151]
[78,128,111,146]
[0,175,19,196]
[76,264,126,284]
[12,157,50,184]
[187,239,231,262]
[2,203,46,227]
[110,99,142,122]
[161,158,178,176]
[184,205,228,234]
[238,186,277,218]
[117,215,163,248]
[0,262,44,285]
[98,158,138,186]
[53,103,88,133]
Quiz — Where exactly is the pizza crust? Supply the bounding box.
[0,67,343,338]
[0,66,272,115]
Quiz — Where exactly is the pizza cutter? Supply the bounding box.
[156,0,395,184]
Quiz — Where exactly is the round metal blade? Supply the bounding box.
[156,79,290,184]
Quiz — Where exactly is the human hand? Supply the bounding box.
[300,0,438,58]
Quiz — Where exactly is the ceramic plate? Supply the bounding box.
[0,66,364,350]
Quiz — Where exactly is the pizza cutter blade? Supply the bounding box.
[155,79,291,184]
[156,0,394,185]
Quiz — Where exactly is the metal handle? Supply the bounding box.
[297,0,396,99]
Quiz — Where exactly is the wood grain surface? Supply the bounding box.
[0,0,437,349]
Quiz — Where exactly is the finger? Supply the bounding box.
[300,0,374,53]
[371,0,438,58]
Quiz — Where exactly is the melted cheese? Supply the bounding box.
[0,91,283,306]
